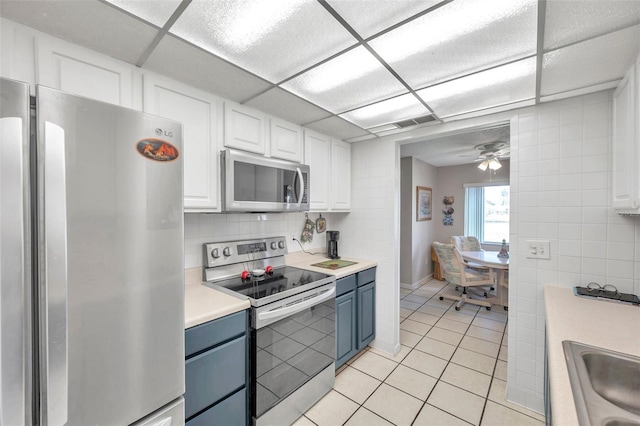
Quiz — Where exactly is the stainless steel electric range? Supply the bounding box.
[203,237,336,426]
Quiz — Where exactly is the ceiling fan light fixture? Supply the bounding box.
[478,160,489,171]
[488,157,502,170]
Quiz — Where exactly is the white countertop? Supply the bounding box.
[184,253,377,329]
[543,286,640,425]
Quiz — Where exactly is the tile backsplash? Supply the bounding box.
[184,212,349,268]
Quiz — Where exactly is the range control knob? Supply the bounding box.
[270,242,278,250]
[278,241,285,249]
[211,248,220,259]
[223,247,231,257]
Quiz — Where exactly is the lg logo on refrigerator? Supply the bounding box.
[155,128,173,138]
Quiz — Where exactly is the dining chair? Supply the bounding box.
[433,242,495,311]
[450,236,492,278]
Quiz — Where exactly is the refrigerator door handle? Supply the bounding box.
[43,121,68,426]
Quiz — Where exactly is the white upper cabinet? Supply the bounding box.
[270,117,303,163]
[612,56,640,212]
[224,102,266,155]
[331,139,351,211]
[144,73,221,211]
[36,35,140,109]
[304,130,331,211]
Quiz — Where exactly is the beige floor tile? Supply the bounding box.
[408,311,440,326]
[336,363,349,375]
[494,359,507,381]
[422,280,448,290]
[451,348,497,375]
[425,297,455,309]
[400,287,412,294]
[498,345,507,362]
[412,288,438,298]
[291,415,316,426]
[401,349,448,379]
[404,294,429,304]
[435,318,471,334]
[481,400,544,426]
[488,378,546,422]
[476,309,508,323]
[428,381,485,425]
[385,364,438,401]
[400,307,413,318]
[344,407,393,426]
[453,302,481,316]
[413,404,471,425]
[363,383,423,426]
[401,300,422,311]
[440,363,492,397]
[369,345,412,363]
[426,326,464,346]
[466,325,503,344]
[346,347,369,365]
[400,329,422,348]
[305,390,359,426]
[472,316,507,332]
[334,366,381,404]
[350,351,398,381]
[417,304,448,317]
[442,310,475,324]
[459,335,500,358]
[400,318,432,335]
[414,336,457,361]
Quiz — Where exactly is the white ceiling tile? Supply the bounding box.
[326,0,441,39]
[103,0,182,27]
[544,0,640,50]
[339,93,429,129]
[346,134,377,143]
[541,25,640,97]
[417,57,536,118]
[144,35,272,102]
[0,0,158,64]
[244,87,332,125]
[304,116,369,140]
[369,0,537,88]
[169,0,357,83]
[281,46,406,113]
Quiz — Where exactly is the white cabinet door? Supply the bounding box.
[612,62,637,209]
[304,130,331,211]
[37,35,140,109]
[224,102,265,155]
[144,73,221,211]
[331,140,351,210]
[270,117,303,163]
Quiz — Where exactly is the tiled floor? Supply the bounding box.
[296,279,545,426]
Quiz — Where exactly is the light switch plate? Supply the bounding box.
[526,239,550,259]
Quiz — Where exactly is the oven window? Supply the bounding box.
[254,298,335,417]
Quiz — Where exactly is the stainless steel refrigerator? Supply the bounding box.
[1,77,185,426]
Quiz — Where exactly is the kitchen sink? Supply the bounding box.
[563,341,640,426]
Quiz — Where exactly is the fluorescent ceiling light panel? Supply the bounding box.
[281,46,406,113]
[103,0,182,27]
[369,124,399,133]
[544,0,640,50]
[170,0,356,83]
[369,0,537,88]
[340,93,429,129]
[541,25,640,97]
[417,57,536,118]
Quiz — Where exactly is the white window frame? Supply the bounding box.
[463,181,509,244]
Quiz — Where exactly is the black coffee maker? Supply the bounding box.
[327,231,340,259]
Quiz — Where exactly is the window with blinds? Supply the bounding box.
[464,182,510,244]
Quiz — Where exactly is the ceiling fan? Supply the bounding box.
[474,141,510,171]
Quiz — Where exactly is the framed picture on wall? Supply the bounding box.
[416,186,432,221]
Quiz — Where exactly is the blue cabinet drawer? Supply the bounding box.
[357,268,376,287]
[186,388,246,426]
[185,310,247,357]
[185,335,246,419]
[336,274,357,297]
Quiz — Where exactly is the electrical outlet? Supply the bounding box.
[290,232,296,241]
[526,240,550,259]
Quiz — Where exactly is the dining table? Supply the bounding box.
[459,250,509,310]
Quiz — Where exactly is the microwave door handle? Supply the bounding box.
[295,167,304,207]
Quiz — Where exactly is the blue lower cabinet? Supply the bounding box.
[186,388,246,426]
[335,290,357,368]
[357,281,376,349]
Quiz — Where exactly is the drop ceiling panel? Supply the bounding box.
[244,87,332,125]
[339,93,429,129]
[0,0,158,64]
[103,0,182,27]
[169,0,357,83]
[325,0,441,39]
[144,35,272,102]
[544,0,640,50]
[417,57,536,118]
[281,45,407,113]
[304,116,369,140]
[541,25,640,97]
[369,0,537,88]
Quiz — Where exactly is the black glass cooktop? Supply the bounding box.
[216,266,332,301]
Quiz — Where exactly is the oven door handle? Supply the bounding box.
[258,287,336,323]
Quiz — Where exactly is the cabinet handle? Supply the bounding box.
[258,287,335,325]
[295,167,304,207]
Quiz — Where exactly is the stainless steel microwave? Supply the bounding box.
[221,149,310,212]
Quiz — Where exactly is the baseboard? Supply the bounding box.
[400,274,433,290]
